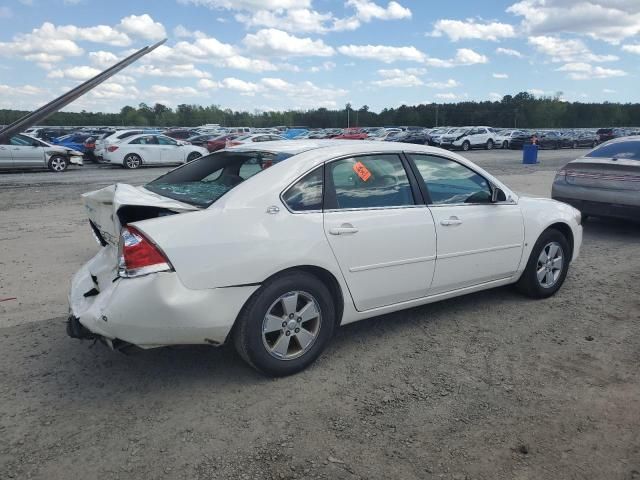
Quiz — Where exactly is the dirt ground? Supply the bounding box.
[1,149,639,480]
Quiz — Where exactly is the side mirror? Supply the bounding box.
[32,141,41,147]
[491,186,507,203]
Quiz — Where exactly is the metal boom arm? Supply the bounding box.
[0,39,167,143]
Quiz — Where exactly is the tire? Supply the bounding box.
[48,155,68,172]
[486,139,494,150]
[461,141,471,152]
[572,141,578,149]
[516,229,571,299]
[233,271,336,377]
[592,141,597,148]
[123,153,141,169]
[502,141,509,149]
[187,151,202,162]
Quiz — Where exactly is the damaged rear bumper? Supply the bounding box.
[68,247,259,349]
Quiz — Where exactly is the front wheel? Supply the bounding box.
[516,229,570,299]
[233,272,336,377]
[486,139,494,150]
[502,141,509,149]
[123,154,141,169]
[48,155,68,172]
[461,141,471,152]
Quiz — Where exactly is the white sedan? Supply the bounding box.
[68,140,582,376]
[102,133,209,169]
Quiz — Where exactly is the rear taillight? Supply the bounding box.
[107,145,119,152]
[555,169,567,181]
[118,226,171,278]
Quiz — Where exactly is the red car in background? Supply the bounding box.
[206,134,240,152]
[333,128,368,140]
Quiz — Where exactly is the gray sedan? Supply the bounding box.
[0,134,84,172]
[552,137,640,221]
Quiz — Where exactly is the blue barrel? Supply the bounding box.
[522,144,539,164]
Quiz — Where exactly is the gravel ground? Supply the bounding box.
[1,148,639,480]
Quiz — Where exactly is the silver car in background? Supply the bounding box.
[552,137,640,221]
[0,133,84,172]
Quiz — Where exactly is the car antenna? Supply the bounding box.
[0,39,167,144]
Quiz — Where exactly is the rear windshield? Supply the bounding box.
[145,150,293,207]
[586,141,640,160]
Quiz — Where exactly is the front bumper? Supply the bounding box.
[69,155,84,166]
[68,247,259,348]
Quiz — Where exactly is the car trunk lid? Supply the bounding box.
[83,183,199,246]
[564,157,640,191]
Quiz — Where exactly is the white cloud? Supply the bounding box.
[48,65,101,80]
[118,14,166,41]
[435,92,461,101]
[149,85,199,97]
[603,88,616,93]
[496,47,522,57]
[89,50,119,68]
[198,78,221,89]
[426,79,460,88]
[243,29,334,57]
[346,0,411,22]
[425,48,488,67]
[221,77,262,95]
[492,73,509,79]
[622,44,640,54]
[528,36,618,63]
[430,19,516,41]
[235,8,333,34]
[338,44,425,63]
[178,0,311,10]
[556,62,627,80]
[0,84,44,96]
[372,69,423,87]
[132,63,211,78]
[489,92,502,100]
[508,0,640,43]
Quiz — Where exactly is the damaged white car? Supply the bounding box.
[68,140,582,376]
[0,133,83,172]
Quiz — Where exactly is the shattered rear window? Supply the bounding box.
[145,150,293,207]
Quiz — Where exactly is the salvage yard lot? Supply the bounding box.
[1,148,639,479]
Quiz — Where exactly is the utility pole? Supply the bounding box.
[435,104,439,127]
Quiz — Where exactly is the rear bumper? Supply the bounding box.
[68,248,259,348]
[553,196,640,221]
[552,182,640,220]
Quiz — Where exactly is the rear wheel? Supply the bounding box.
[234,272,336,377]
[502,141,509,149]
[516,229,570,299]
[187,151,202,162]
[486,139,494,150]
[48,155,68,172]
[123,153,141,169]
[572,141,578,149]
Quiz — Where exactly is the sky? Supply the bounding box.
[0,0,639,113]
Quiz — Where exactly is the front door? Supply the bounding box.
[10,136,45,167]
[157,135,182,164]
[408,153,524,294]
[323,154,437,311]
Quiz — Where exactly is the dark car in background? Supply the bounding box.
[185,134,217,148]
[206,134,240,152]
[508,130,533,149]
[596,128,616,143]
[395,130,429,145]
[164,128,198,140]
[552,137,640,221]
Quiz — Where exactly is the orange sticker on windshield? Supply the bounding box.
[353,161,372,182]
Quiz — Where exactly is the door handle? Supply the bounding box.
[329,223,359,235]
[440,216,463,226]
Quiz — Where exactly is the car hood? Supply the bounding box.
[83,183,199,246]
[46,144,84,156]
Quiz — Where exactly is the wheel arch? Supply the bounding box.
[545,222,574,260]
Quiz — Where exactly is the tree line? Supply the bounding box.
[1,92,639,129]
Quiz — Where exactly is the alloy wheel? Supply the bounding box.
[262,291,322,360]
[536,242,564,288]
[50,157,66,172]
[125,155,141,169]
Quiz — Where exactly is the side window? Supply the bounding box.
[239,157,263,179]
[411,154,492,205]
[282,167,323,212]
[328,155,415,210]
[157,136,177,146]
[130,136,150,145]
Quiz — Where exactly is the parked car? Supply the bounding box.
[495,130,527,149]
[207,134,240,152]
[507,131,533,149]
[95,129,161,159]
[533,131,563,150]
[426,128,451,146]
[185,134,218,149]
[0,133,83,172]
[570,132,598,149]
[394,130,430,145]
[437,127,495,151]
[164,128,199,140]
[552,137,640,221]
[67,140,582,376]
[102,134,208,169]
[369,128,402,141]
[52,132,103,156]
[596,128,616,143]
[226,134,287,147]
[333,128,368,140]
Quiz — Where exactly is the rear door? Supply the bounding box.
[0,143,13,168]
[323,153,437,311]
[408,153,524,294]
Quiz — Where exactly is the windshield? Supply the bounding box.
[145,150,294,207]
[586,141,640,160]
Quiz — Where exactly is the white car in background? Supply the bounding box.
[95,129,158,160]
[102,133,208,169]
[369,128,403,141]
[227,133,287,146]
[0,133,83,172]
[495,130,527,149]
[68,140,582,376]
[440,126,497,151]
